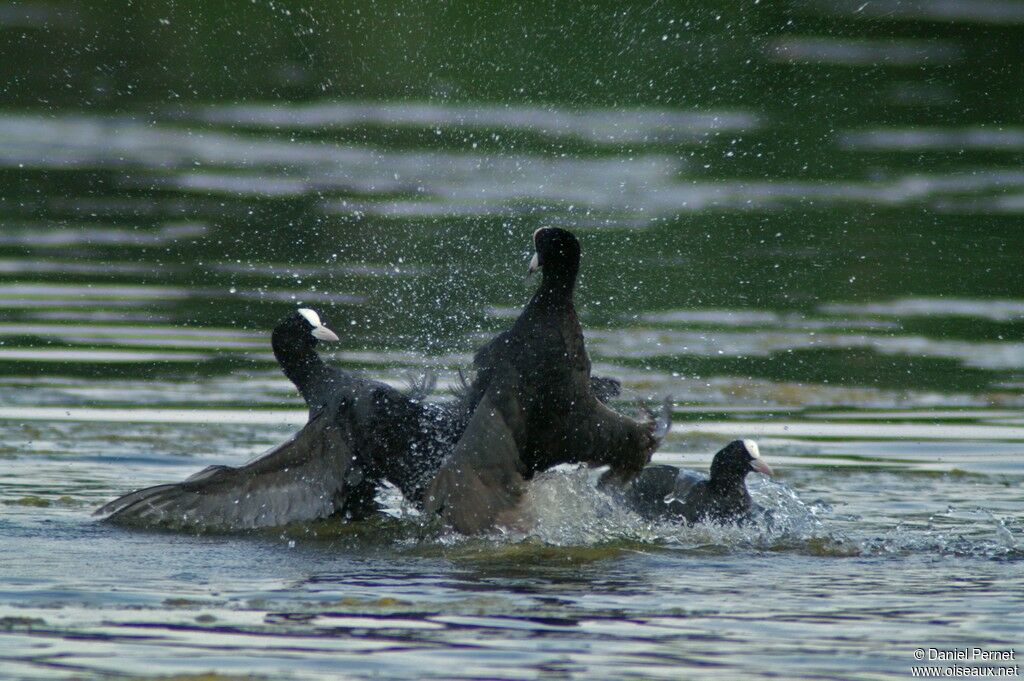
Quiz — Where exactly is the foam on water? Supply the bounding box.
[422,466,1022,561]
[515,468,803,550]
[517,467,843,554]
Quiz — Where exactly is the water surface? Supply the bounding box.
[1,1,1022,679]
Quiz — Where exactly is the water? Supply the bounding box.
[1,1,1023,679]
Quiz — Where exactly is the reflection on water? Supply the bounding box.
[800,0,1024,25]
[821,298,1024,322]
[197,101,759,144]
[0,222,207,247]
[767,36,963,66]
[840,127,1024,151]
[1,1,1023,679]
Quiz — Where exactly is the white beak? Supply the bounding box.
[750,458,774,477]
[527,252,540,275]
[311,325,340,342]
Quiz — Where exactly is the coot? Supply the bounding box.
[97,309,465,530]
[426,227,670,534]
[625,439,773,525]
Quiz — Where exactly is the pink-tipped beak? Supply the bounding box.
[750,458,774,477]
[527,252,540,275]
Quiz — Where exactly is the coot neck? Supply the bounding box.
[531,266,578,309]
[272,333,326,401]
[709,472,746,497]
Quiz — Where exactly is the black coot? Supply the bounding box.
[271,308,342,416]
[426,227,671,534]
[272,308,468,510]
[625,439,773,525]
[97,309,465,530]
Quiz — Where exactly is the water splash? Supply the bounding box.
[413,467,1022,561]
[475,466,843,554]
[862,507,1023,560]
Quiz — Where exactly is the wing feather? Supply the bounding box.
[95,410,355,532]
[425,376,527,535]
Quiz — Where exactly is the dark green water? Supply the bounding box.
[1,2,1022,679]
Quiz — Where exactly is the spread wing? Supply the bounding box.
[424,375,527,535]
[95,409,357,532]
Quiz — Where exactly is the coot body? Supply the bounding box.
[427,228,670,533]
[625,440,772,525]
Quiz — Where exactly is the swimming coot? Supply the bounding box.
[625,439,773,525]
[426,227,670,534]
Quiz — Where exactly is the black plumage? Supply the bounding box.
[269,308,464,509]
[426,227,670,534]
[625,440,773,525]
[271,307,343,417]
[98,291,636,532]
[98,309,464,530]
[94,400,360,531]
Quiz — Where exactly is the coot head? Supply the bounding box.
[273,308,340,350]
[527,227,581,283]
[709,439,773,484]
